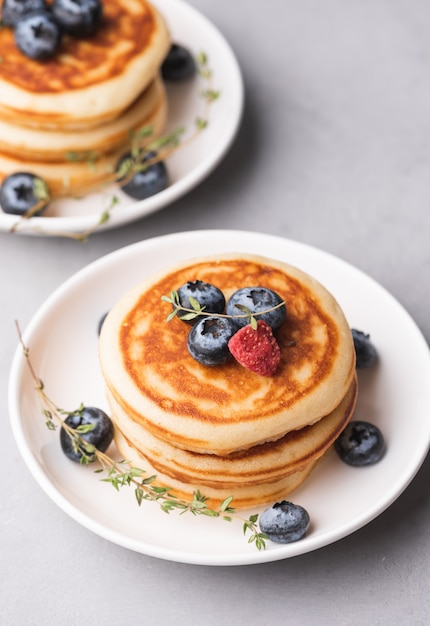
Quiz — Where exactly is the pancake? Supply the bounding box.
[114,428,321,509]
[0,78,167,196]
[0,0,170,129]
[107,376,357,489]
[0,76,166,162]
[99,254,356,455]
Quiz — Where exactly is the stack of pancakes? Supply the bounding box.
[0,0,170,196]
[99,254,357,509]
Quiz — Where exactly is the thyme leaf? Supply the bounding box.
[15,321,267,551]
[162,290,285,328]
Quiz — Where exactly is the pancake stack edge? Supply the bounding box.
[99,254,358,509]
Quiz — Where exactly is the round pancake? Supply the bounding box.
[99,254,356,454]
[107,376,357,488]
[0,0,170,128]
[0,77,166,162]
[114,428,320,509]
[0,81,167,196]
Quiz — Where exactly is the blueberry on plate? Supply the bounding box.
[335,420,385,466]
[0,172,50,216]
[351,329,378,369]
[259,501,310,544]
[2,0,47,28]
[51,0,102,38]
[15,11,61,60]
[176,281,225,324]
[226,287,286,331]
[60,406,114,463]
[161,44,196,81]
[188,316,237,366]
[116,151,168,201]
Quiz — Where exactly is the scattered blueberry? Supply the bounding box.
[51,0,102,38]
[0,172,50,216]
[60,406,114,463]
[2,0,47,28]
[161,44,196,81]
[187,316,237,366]
[335,420,385,466]
[226,287,286,331]
[259,501,310,544]
[116,151,168,201]
[176,281,225,324]
[15,11,61,60]
[351,329,378,369]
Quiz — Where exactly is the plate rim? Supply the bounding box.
[0,0,244,236]
[8,229,430,565]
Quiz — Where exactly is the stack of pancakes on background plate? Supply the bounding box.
[99,254,357,509]
[0,0,170,196]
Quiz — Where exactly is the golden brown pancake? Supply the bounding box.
[0,73,168,196]
[114,428,321,509]
[107,376,357,489]
[0,0,170,129]
[0,79,167,196]
[99,254,356,455]
[0,77,166,163]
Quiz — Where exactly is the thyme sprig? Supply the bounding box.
[16,321,268,550]
[7,51,219,239]
[162,290,286,330]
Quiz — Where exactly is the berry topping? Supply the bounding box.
[187,316,237,366]
[176,280,226,324]
[228,320,281,376]
[14,10,61,60]
[2,0,47,28]
[51,0,102,38]
[226,287,286,331]
[259,501,310,544]
[60,406,114,463]
[161,44,196,81]
[334,420,385,466]
[351,329,378,369]
[116,151,168,201]
[0,172,50,216]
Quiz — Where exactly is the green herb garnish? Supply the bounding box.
[16,322,268,550]
[161,290,286,330]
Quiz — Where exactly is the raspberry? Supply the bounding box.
[228,320,281,376]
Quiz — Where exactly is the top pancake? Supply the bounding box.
[0,0,170,128]
[99,254,356,454]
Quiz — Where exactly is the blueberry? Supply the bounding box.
[2,0,48,27]
[335,420,385,466]
[116,151,168,201]
[187,316,237,366]
[0,172,50,216]
[97,311,109,336]
[351,328,378,368]
[176,281,225,324]
[51,0,102,38]
[226,287,286,331]
[161,44,196,81]
[15,11,61,60]
[259,501,310,544]
[60,406,114,463]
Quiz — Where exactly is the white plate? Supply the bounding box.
[9,230,430,565]
[0,0,243,236]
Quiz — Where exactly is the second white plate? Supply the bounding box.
[0,0,243,236]
[9,230,430,565]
